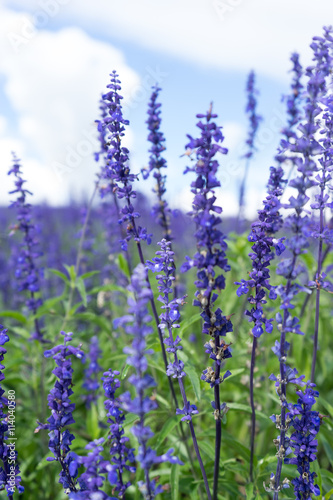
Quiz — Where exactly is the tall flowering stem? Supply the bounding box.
[116,264,182,499]
[82,336,103,408]
[143,86,172,240]
[285,382,321,499]
[270,28,331,498]
[237,71,262,228]
[95,96,132,278]
[181,105,232,500]
[235,166,286,481]
[36,331,85,493]
[147,239,212,500]
[310,91,333,383]
[8,154,45,342]
[101,369,136,497]
[275,52,304,178]
[96,71,180,417]
[0,325,24,498]
[70,438,117,499]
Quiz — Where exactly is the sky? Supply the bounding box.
[0,0,332,216]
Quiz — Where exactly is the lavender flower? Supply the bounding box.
[82,336,103,408]
[238,71,262,227]
[70,439,117,500]
[278,54,303,147]
[142,86,172,239]
[235,166,286,338]
[101,369,135,497]
[270,28,332,497]
[36,331,85,493]
[181,105,232,500]
[115,264,182,498]
[97,72,180,420]
[0,325,24,497]
[147,239,212,498]
[8,154,44,341]
[309,90,333,382]
[96,71,152,251]
[285,382,321,499]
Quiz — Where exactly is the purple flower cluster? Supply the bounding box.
[96,71,152,251]
[243,70,262,160]
[180,106,232,389]
[70,439,117,500]
[181,106,233,500]
[0,325,24,497]
[235,166,286,338]
[36,332,85,493]
[285,383,321,499]
[115,264,182,498]
[142,86,172,239]
[8,154,44,341]
[101,369,135,497]
[82,336,103,408]
[238,71,262,227]
[147,239,198,419]
[269,28,333,497]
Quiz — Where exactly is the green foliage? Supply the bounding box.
[0,234,332,500]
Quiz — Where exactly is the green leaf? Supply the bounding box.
[170,463,180,500]
[325,488,333,499]
[121,363,131,380]
[245,483,254,499]
[319,396,333,418]
[198,440,215,461]
[48,268,70,284]
[76,278,87,308]
[0,311,27,324]
[86,404,100,440]
[123,413,139,429]
[185,364,201,401]
[227,402,269,420]
[178,313,201,337]
[88,284,127,296]
[64,264,77,283]
[155,415,180,451]
[117,253,131,278]
[80,270,100,280]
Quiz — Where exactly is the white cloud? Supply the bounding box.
[6,0,332,81]
[0,6,140,204]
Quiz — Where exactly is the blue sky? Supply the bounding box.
[0,0,332,216]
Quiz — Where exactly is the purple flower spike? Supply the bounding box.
[181,105,231,499]
[0,325,24,496]
[285,382,321,499]
[142,86,173,239]
[36,331,85,493]
[96,71,152,251]
[238,71,262,227]
[236,165,286,339]
[82,336,103,409]
[115,264,182,498]
[101,369,135,497]
[8,153,45,342]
